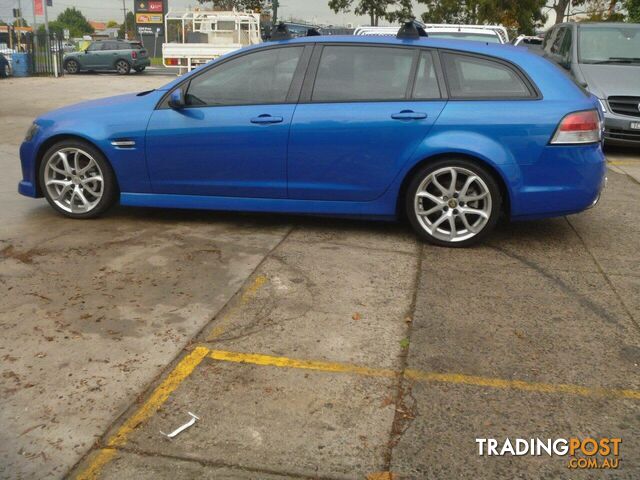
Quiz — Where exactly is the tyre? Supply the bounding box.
[115,60,131,74]
[64,59,79,74]
[134,66,145,73]
[39,140,118,219]
[405,158,502,247]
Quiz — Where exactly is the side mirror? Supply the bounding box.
[168,89,185,109]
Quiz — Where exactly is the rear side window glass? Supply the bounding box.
[312,46,414,102]
[103,42,119,51]
[413,51,440,99]
[442,53,532,99]
[186,46,303,106]
[550,27,566,54]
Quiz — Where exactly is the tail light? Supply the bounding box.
[166,58,179,66]
[131,51,138,59]
[550,110,601,145]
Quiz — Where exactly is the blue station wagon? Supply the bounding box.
[19,24,606,247]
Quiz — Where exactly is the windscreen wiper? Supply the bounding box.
[589,58,640,64]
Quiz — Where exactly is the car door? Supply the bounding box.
[81,42,103,68]
[145,45,310,198]
[98,41,120,69]
[287,45,446,201]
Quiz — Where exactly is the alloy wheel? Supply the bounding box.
[66,60,78,74]
[413,166,492,243]
[116,60,130,74]
[44,147,104,214]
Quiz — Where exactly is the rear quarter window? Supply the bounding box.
[442,52,534,99]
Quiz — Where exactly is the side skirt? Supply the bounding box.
[120,193,398,220]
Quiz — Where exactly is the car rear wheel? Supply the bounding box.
[134,66,145,73]
[406,159,502,247]
[39,140,117,219]
[115,60,130,74]
[64,59,79,74]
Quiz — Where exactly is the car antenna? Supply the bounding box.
[270,23,292,41]
[397,19,428,40]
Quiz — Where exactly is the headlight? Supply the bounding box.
[597,98,608,114]
[25,123,39,142]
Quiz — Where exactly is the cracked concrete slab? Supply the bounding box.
[120,358,397,480]
[390,381,639,479]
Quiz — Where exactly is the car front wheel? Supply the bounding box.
[406,159,502,247]
[39,140,117,219]
[115,60,130,74]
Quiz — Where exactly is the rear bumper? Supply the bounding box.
[511,143,607,220]
[134,58,151,68]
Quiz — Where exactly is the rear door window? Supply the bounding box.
[442,52,533,99]
[102,41,119,51]
[311,45,414,102]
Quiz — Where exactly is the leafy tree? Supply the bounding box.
[328,0,413,26]
[419,0,546,35]
[106,20,119,28]
[45,8,95,37]
[118,11,136,40]
[628,0,640,21]
[197,0,271,12]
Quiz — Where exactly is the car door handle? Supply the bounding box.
[250,115,283,124]
[391,110,428,120]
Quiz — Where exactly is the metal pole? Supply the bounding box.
[122,0,127,39]
[272,0,278,26]
[17,0,22,51]
[31,0,37,33]
[43,0,49,34]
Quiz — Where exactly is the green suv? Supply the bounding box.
[63,40,150,75]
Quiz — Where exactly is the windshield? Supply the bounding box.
[428,32,501,43]
[579,25,640,64]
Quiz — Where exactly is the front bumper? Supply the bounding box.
[603,114,640,146]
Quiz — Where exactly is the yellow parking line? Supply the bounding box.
[209,349,398,379]
[209,349,640,401]
[608,160,640,166]
[404,370,640,401]
[207,275,268,341]
[74,346,210,479]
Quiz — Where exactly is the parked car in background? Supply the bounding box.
[0,53,9,78]
[512,35,543,53]
[19,29,605,247]
[63,40,150,75]
[355,23,508,44]
[542,22,640,147]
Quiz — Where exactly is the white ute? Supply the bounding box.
[163,9,262,72]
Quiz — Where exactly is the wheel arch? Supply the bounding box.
[396,152,512,219]
[34,134,119,197]
[113,57,131,69]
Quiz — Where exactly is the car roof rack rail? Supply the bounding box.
[270,23,292,41]
[306,27,322,37]
[397,20,428,40]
